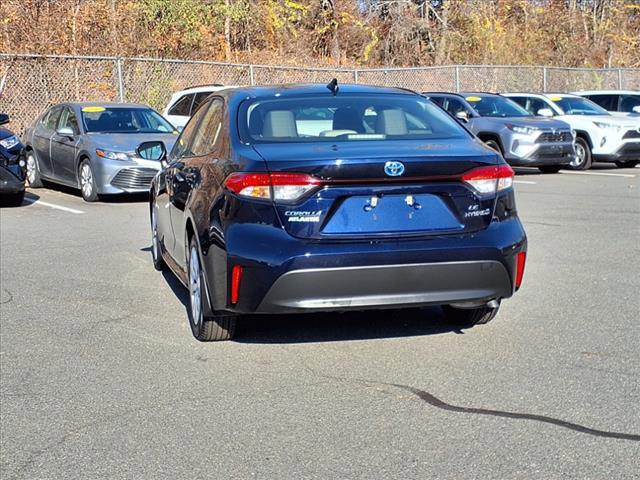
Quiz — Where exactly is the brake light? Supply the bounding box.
[461,165,514,194]
[231,265,243,304]
[515,251,526,289]
[224,172,322,201]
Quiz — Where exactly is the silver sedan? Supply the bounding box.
[23,102,178,201]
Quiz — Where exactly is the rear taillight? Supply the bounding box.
[515,251,526,289]
[224,172,322,202]
[462,165,514,195]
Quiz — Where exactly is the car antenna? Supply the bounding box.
[326,78,339,96]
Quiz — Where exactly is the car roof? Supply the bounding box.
[173,85,236,95]
[573,90,639,95]
[223,83,419,100]
[503,93,579,98]
[65,102,154,109]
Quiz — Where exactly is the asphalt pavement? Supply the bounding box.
[1,165,639,479]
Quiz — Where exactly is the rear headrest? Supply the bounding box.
[375,109,408,135]
[262,110,298,138]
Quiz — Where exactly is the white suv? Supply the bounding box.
[163,85,235,129]
[572,90,640,117]
[503,93,640,169]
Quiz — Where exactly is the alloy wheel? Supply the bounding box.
[80,164,93,198]
[189,245,202,327]
[571,143,586,168]
[26,155,37,185]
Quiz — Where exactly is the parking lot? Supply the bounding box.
[1,164,639,478]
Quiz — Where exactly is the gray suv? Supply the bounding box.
[424,92,576,173]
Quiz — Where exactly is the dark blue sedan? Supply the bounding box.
[147,83,528,341]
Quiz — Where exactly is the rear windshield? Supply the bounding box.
[465,95,530,117]
[550,97,608,116]
[239,94,470,143]
[81,107,175,133]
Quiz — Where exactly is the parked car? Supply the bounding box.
[23,103,179,201]
[0,113,26,206]
[147,83,527,341]
[573,90,640,116]
[163,84,235,130]
[424,92,576,174]
[503,93,640,169]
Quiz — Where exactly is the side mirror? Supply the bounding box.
[537,108,554,117]
[632,106,640,114]
[0,113,9,125]
[56,126,75,138]
[137,141,166,161]
[455,111,469,122]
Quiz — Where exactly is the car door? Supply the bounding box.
[161,98,213,264]
[169,97,224,269]
[32,106,62,178]
[50,106,81,184]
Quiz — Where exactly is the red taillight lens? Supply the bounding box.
[515,251,526,289]
[461,165,514,194]
[224,172,322,201]
[231,265,243,305]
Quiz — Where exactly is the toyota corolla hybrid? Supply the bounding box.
[148,83,527,341]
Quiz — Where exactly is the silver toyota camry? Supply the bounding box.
[23,103,178,201]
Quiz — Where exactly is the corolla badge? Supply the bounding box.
[384,161,405,177]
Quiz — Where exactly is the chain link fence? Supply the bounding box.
[1,53,639,134]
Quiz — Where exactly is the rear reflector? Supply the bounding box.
[515,251,526,289]
[462,165,514,194]
[231,265,243,304]
[224,172,322,202]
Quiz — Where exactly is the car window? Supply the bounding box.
[526,97,549,115]
[549,96,607,115]
[44,107,62,130]
[58,107,80,134]
[191,92,213,116]
[585,94,618,111]
[168,94,194,116]
[241,94,468,143]
[170,99,212,158]
[190,99,224,156]
[81,107,174,133]
[444,98,472,117]
[466,95,530,117]
[619,95,640,112]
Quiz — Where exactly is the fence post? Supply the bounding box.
[543,67,547,92]
[618,68,623,89]
[353,69,359,84]
[454,65,460,92]
[249,64,255,86]
[116,58,125,102]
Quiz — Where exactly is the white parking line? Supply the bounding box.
[23,197,85,214]
[514,180,537,185]
[560,170,636,178]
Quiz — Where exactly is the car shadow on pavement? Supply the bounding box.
[154,251,469,344]
[235,308,465,344]
[36,181,149,203]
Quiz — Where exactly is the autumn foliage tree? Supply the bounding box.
[0,0,638,67]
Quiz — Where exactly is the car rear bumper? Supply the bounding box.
[205,216,527,314]
[255,260,512,313]
[0,166,26,194]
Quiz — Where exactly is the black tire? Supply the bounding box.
[187,237,236,341]
[569,137,592,170]
[78,159,99,202]
[484,139,502,154]
[25,151,43,188]
[538,165,561,174]
[441,302,500,328]
[150,200,166,271]
[0,190,25,207]
[615,160,639,168]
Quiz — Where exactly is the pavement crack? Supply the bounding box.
[0,288,14,304]
[286,349,640,443]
